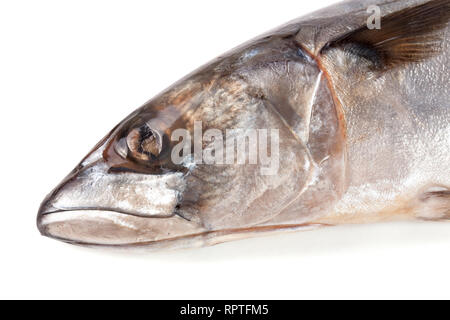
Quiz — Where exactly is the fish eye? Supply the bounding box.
[125,124,163,162]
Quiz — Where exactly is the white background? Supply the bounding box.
[1,0,449,300]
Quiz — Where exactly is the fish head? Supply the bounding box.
[37,32,347,249]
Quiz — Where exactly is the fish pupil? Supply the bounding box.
[137,125,160,158]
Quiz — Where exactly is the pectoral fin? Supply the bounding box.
[321,0,450,71]
[416,189,450,221]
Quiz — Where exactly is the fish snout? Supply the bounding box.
[37,161,204,247]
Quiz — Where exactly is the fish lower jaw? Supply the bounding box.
[37,209,201,246]
[37,209,327,250]
[38,210,324,251]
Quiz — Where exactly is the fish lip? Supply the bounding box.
[36,197,178,237]
[35,207,196,248]
[37,209,135,245]
[38,207,176,219]
[35,207,169,247]
[36,206,178,244]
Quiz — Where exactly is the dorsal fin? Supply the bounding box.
[321,0,450,71]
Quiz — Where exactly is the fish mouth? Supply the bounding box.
[36,207,206,247]
[37,209,149,246]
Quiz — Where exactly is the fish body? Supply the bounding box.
[38,0,450,249]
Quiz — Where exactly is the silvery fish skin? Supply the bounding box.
[37,0,450,250]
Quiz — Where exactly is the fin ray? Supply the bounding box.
[416,189,450,221]
[321,0,450,71]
